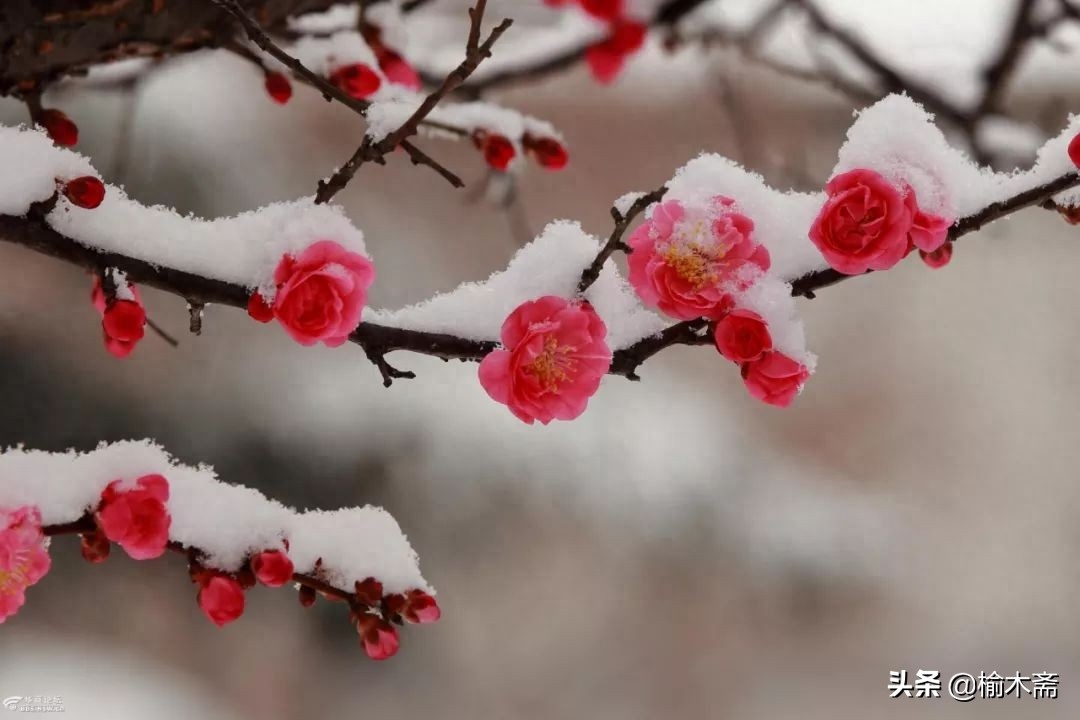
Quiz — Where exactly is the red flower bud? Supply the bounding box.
[403,589,441,624]
[251,549,294,587]
[580,0,623,21]
[713,309,772,364]
[40,109,78,147]
[197,575,246,627]
[355,576,384,606]
[247,292,274,323]
[919,243,953,269]
[63,176,106,209]
[298,585,317,608]
[478,133,516,171]
[526,137,569,170]
[1069,132,1080,169]
[357,614,400,660]
[264,71,292,104]
[79,530,111,564]
[102,300,146,345]
[329,63,382,99]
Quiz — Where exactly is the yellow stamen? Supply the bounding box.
[526,336,575,392]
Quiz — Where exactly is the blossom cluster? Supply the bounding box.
[545,0,647,83]
[0,470,439,660]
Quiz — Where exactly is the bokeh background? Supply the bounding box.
[2,1,1080,718]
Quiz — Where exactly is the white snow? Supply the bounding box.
[0,440,430,594]
[368,220,669,350]
[0,124,368,298]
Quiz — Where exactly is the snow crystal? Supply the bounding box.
[368,220,668,349]
[0,441,430,593]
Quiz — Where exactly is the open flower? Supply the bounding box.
[478,296,612,424]
[628,198,769,320]
[96,474,171,560]
[0,506,51,624]
[249,240,375,347]
[809,169,914,274]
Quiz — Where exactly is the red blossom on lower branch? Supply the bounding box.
[0,507,51,624]
[1069,132,1080,168]
[524,135,569,170]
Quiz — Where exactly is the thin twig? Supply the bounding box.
[209,0,465,192]
[577,186,667,295]
[314,0,512,203]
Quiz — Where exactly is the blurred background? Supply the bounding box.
[2,1,1080,718]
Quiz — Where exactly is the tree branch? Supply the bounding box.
[577,186,667,295]
[209,0,474,195]
[314,0,513,203]
[4,170,1076,383]
[790,170,1080,297]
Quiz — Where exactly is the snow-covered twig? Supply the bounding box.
[313,0,513,203]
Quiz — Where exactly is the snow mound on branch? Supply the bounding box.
[0,441,430,594]
[368,220,669,350]
[834,95,1080,217]
[0,125,369,294]
[366,91,561,145]
[666,95,1080,283]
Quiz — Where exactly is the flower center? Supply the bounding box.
[661,217,732,289]
[0,552,31,595]
[526,336,575,392]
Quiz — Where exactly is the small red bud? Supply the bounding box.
[264,71,292,104]
[919,243,953,269]
[355,576,384,606]
[63,176,106,209]
[1069,132,1080,168]
[476,133,515,171]
[39,109,78,147]
[298,585,317,608]
[79,530,110,564]
[247,292,274,323]
[329,63,382,99]
[526,136,569,170]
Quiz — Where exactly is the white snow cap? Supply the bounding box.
[0,441,431,594]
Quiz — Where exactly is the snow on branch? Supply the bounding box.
[0,95,1078,416]
[0,440,437,659]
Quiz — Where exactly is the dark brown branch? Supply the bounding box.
[210,0,466,193]
[44,515,370,610]
[2,172,1076,384]
[314,0,512,203]
[577,186,667,294]
[790,170,1080,297]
